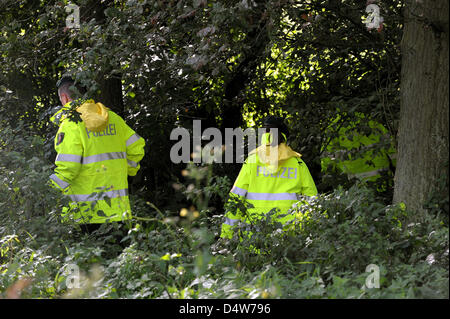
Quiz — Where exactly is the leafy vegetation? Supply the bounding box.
[0,129,448,298]
[0,0,448,299]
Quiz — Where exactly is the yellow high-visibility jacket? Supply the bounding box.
[220,142,318,239]
[321,113,396,181]
[49,100,145,224]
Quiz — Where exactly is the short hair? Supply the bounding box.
[56,76,85,100]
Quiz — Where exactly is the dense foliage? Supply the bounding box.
[0,127,448,299]
[1,0,404,202]
[0,0,448,299]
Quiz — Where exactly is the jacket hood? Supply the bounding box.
[50,100,109,132]
[76,100,109,132]
[250,142,302,173]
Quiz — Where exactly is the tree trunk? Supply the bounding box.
[82,0,125,117]
[220,3,271,130]
[97,75,125,118]
[393,0,449,213]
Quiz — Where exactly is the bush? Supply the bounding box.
[1,128,448,299]
[215,185,449,298]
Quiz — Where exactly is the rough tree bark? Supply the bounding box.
[393,0,449,213]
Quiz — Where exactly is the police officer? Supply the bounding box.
[320,112,396,187]
[49,76,145,233]
[220,116,318,239]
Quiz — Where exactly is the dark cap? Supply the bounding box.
[262,116,289,138]
[262,115,290,144]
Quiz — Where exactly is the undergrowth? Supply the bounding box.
[0,123,448,299]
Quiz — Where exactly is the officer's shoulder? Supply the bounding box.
[244,153,258,165]
[107,109,119,119]
[59,116,80,130]
[107,109,127,124]
[295,157,306,165]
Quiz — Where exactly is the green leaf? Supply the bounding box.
[97,210,107,217]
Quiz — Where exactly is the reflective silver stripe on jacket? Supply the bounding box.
[55,152,127,164]
[82,152,126,164]
[348,168,387,180]
[230,185,247,197]
[246,192,299,201]
[126,134,141,147]
[55,154,82,163]
[50,174,70,189]
[127,159,138,168]
[223,217,241,226]
[69,188,129,202]
[223,218,257,233]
